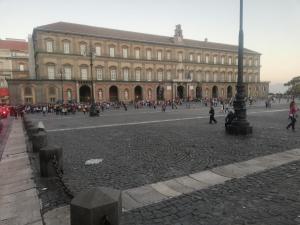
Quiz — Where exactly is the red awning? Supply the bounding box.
[0,88,9,97]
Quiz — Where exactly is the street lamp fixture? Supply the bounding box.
[226,0,252,135]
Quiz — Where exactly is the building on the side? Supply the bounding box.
[7,22,269,105]
[0,39,29,104]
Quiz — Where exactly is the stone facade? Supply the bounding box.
[0,39,29,104]
[8,22,269,105]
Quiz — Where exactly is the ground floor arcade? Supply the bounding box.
[7,80,269,104]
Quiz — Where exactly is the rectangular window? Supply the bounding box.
[50,97,56,103]
[136,70,141,81]
[123,48,128,58]
[63,42,70,54]
[135,49,140,59]
[81,68,88,80]
[109,47,115,57]
[111,69,116,80]
[205,72,209,82]
[236,58,238,65]
[249,59,252,66]
[25,97,33,104]
[178,53,183,62]
[167,71,171,80]
[205,55,209,63]
[228,73,232,82]
[47,66,55,79]
[96,68,103,80]
[19,64,24,71]
[46,41,53,52]
[147,50,151,60]
[189,54,193,62]
[157,51,162,61]
[167,52,171,60]
[158,71,163,81]
[95,46,101,56]
[64,67,72,80]
[221,56,225,64]
[123,68,129,81]
[147,71,152,81]
[213,56,217,64]
[80,44,86,55]
[197,55,201,63]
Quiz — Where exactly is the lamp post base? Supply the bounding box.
[226,120,252,135]
[89,103,99,117]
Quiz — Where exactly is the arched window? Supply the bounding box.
[228,57,232,65]
[123,68,129,81]
[157,70,163,81]
[205,55,209,63]
[79,42,87,55]
[64,65,72,80]
[110,67,117,80]
[80,66,88,80]
[157,50,162,60]
[147,70,152,81]
[63,40,70,54]
[122,47,128,58]
[109,46,115,57]
[146,49,152,60]
[24,87,32,96]
[166,70,171,80]
[19,64,24,71]
[213,56,217,64]
[95,45,101,56]
[47,64,55,79]
[135,48,140,59]
[45,39,54,52]
[96,67,103,80]
[213,72,218,82]
[135,68,141,81]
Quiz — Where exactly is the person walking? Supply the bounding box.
[209,106,217,124]
[286,101,299,131]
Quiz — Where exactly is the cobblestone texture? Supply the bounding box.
[40,104,300,194]
[121,161,300,225]
[0,117,12,159]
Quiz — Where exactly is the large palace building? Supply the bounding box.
[8,22,269,104]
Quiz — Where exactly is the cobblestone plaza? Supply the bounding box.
[25,102,300,225]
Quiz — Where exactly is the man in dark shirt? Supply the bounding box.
[209,106,217,124]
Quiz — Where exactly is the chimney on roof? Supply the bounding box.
[174,24,183,43]
[204,38,208,42]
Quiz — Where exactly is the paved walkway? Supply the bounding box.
[43,148,300,225]
[0,119,42,225]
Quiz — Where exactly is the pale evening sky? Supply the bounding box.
[0,0,299,90]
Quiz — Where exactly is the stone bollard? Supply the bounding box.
[32,131,48,152]
[39,145,63,177]
[71,187,122,225]
[28,126,39,140]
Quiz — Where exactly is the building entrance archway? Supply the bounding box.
[157,85,164,101]
[109,86,118,102]
[177,85,184,99]
[134,86,143,101]
[212,86,218,98]
[196,87,202,99]
[227,86,233,99]
[79,85,91,103]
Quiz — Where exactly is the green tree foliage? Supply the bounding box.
[284,76,300,96]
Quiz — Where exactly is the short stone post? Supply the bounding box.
[32,131,48,152]
[28,126,39,140]
[71,187,122,225]
[39,145,63,177]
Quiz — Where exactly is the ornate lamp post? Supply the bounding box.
[89,47,99,116]
[59,68,64,104]
[226,0,252,135]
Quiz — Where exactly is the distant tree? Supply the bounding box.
[284,76,300,96]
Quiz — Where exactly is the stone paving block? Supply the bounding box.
[0,188,37,205]
[189,170,231,185]
[27,220,44,225]
[43,205,70,225]
[122,192,145,211]
[125,185,168,204]
[151,182,181,198]
[163,179,195,194]
[174,176,209,190]
[0,171,33,186]
[211,163,253,178]
[0,179,35,196]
